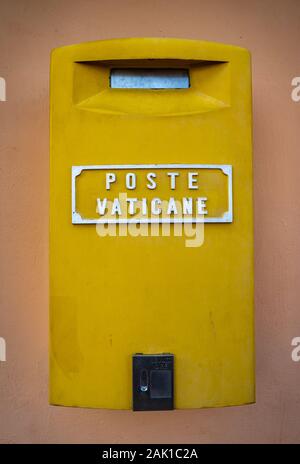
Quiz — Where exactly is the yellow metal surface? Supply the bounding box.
[50,38,255,409]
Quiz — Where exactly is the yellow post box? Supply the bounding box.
[50,38,255,409]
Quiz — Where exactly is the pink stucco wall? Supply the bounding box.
[0,0,300,443]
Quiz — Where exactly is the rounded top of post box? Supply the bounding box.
[50,37,251,63]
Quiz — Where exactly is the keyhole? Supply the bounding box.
[140,369,148,392]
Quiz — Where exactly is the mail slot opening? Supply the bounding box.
[110,68,190,89]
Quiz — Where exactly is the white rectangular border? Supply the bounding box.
[72,164,233,224]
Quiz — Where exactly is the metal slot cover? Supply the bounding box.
[110,68,190,89]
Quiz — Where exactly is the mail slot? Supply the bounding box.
[50,38,255,409]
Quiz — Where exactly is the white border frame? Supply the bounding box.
[71,164,233,224]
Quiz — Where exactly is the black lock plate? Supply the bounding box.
[132,353,174,411]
